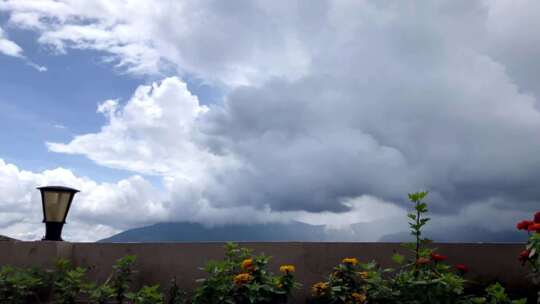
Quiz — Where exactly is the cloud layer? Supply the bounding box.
[1,0,540,240]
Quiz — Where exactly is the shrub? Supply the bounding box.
[53,259,87,304]
[516,211,540,303]
[127,284,164,304]
[0,265,45,304]
[310,258,395,303]
[167,277,188,304]
[110,255,137,304]
[193,242,299,304]
[389,191,470,304]
[86,282,115,304]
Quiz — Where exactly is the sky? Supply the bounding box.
[0,0,539,242]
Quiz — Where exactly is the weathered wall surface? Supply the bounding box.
[0,242,530,302]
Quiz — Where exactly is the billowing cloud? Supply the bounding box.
[1,1,540,240]
[0,159,167,241]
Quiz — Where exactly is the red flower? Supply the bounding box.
[519,250,530,264]
[535,211,540,223]
[430,252,447,262]
[455,264,468,274]
[516,220,534,231]
[527,223,540,232]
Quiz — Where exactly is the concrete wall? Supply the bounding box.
[0,241,531,302]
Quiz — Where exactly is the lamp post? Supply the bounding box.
[37,186,79,241]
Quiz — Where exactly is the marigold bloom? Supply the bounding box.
[430,252,447,262]
[416,257,430,265]
[351,292,367,303]
[516,220,534,230]
[357,271,369,279]
[312,282,329,296]
[280,265,295,274]
[241,259,253,271]
[342,257,359,266]
[534,211,540,223]
[455,264,468,274]
[233,273,253,285]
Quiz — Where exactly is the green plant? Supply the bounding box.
[310,258,395,303]
[127,284,164,304]
[53,259,87,304]
[193,242,299,304]
[387,191,470,303]
[0,266,45,304]
[168,277,188,304]
[86,282,115,304]
[516,211,540,303]
[461,283,527,304]
[110,255,137,304]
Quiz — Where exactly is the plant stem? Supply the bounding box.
[415,201,421,261]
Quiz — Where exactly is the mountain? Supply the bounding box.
[380,226,527,243]
[99,220,526,243]
[100,221,335,242]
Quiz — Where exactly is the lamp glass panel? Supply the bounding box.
[44,191,71,222]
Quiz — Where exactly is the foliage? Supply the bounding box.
[53,259,87,304]
[168,277,188,304]
[388,191,471,304]
[110,255,137,304]
[460,283,527,304]
[193,242,299,304]
[516,211,540,303]
[0,265,45,304]
[310,257,395,303]
[86,282,115,304]
[126,284,164,304]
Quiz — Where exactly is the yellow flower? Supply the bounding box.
[342,257,359,266]
[357,271,369,279]
[241,259,253,271]
[312,282,329,296]
[280,265,295,274]
[351,292,367,303]
[233,273,253,285]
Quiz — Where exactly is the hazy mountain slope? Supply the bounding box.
[100,219,525,243]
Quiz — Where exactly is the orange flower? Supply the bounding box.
[357,271,369,279]
[351,292,367,303]
[342,257,359,266]
[241,259,253,271]
[233,273,253,285]
[312,282,329,296]
[416,257,430,265]
[280,264,295,274]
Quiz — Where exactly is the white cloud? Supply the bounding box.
[0,26,23,57]
[1,0,540,240]
[0,25,47,71]
[0,159,167,241]
[47,77,239,179]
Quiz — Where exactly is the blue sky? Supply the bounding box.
[0,21,222,182]
[0,1,539,242]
